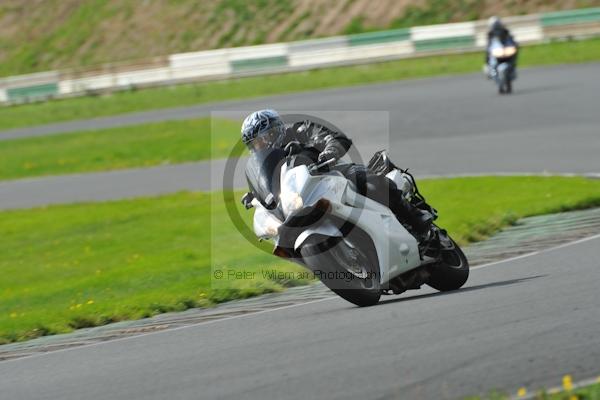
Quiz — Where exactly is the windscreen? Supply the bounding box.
[245,148,287,209]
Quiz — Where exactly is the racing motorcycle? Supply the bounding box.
[487,36,518,94]
[242,147,469,307]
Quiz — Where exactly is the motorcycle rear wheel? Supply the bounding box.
[299,228,381,307]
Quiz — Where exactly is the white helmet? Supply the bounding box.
[488,16,503,30]
[241,109,286,151]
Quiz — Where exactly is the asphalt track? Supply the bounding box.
[1,63,600,399]
[1,63,600,208]
[1,235,599,400]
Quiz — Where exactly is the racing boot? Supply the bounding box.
[407,208,435,243]
[388,189,435,242]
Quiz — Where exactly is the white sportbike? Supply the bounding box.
[487,36,518,94]
[243,148,469,307]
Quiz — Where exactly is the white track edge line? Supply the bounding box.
[471,232,600,271]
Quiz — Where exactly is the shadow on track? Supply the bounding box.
[377,274,547,306]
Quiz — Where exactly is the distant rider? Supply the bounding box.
[484,16,518,77]
[240,109,435,241]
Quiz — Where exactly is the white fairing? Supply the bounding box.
[252,202,282,240]
[253,162,422,285]
[293,220,343,250]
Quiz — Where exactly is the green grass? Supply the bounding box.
[0,191,298,344]
[417,176,600,243]
[545,381,600,400]
[2,37,600,131]
[0,0,116,77]
[0,118,241,180]
[465,379,600,399]
[4,0,597,77]
[390,0,486,29]
[2,175,600,344]
[0,0,298,77]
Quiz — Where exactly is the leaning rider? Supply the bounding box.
[240,109,435,241]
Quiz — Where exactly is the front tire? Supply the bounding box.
[299,228,381,307]
[427,239,469,291]
[498,79,508,94]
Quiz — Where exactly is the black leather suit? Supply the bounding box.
[279,120,431,234]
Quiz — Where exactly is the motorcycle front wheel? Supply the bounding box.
[299,228,381,307]
[427,238,469,291]
[506,79,512,94]
[498,80,507,94]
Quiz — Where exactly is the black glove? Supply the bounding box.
[284,141,303,156]
[241,192,254,209]
[318,149,338,164]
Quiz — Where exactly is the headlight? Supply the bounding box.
[253,207,282,238]
[263,214,282,236]
[504,46,516,57]
[280,191,304,216]
[491,48,504,58]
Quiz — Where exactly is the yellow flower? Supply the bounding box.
[517,387,527,397]
[563,375,573,391]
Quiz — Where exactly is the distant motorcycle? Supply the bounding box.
[242,147,469,307]
[487,36,518,94]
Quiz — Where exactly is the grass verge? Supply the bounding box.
[465,378,600,399]
[2,176,600,344]
[541,381,600,400]
[0,118,241,180]
[2,37,600,131]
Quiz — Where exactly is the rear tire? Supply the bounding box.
[299,228,381,307]
[427,239,469,292]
